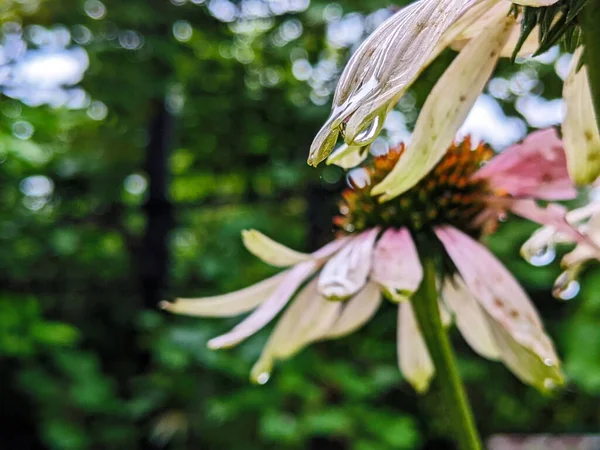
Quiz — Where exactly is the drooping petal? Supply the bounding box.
[326,143,370,169]
[509,199,589,245]
[476,128,577,201]
[562,48,600,185]
[250,278,343,383]
[519,203,600,262]
[435,226,560,372]
[318,229,379,300]
[242,230,313,267]
[442,275,499,359]
[271,278,342,359]
[309,0,478,165]
[160,271,289,318]
[207,261,317,349]
[372,15,516,200]
[371,228,423,302]
[325,282,382,339]
[308,121,341,167]
[398,301,434,393]
[483,309,564,391]
[562,211,600,268]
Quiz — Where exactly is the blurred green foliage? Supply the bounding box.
[1,0,599,449]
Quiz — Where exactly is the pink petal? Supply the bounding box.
[475,128,577,201]
[207,261,318,349]
[509,199,590,246]
[435,226,559,367]
[371,228,423,302]
[318,228,379,300]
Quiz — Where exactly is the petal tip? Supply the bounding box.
[158,300,171,310]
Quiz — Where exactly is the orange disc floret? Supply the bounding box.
[334,138,496,238]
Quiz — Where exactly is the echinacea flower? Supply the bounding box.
[309,0,600,193]
[162,129,577,393]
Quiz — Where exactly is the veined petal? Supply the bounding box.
[326,143,370,169]
[476,128,577,201]
[242,230,313,267]
[483,309,564,391]
[318,228,379,300]
[563,48,600,185]
[325,282,382,339]
[398,301,434,394]
[372,15,515,200]
[308,120,341,167]
[160,271,289,318]
[271,278,342,359]
[207,261,317,349]
[442,275,499,359]
[330,0,478,151]
[435,226,559,367]
[371,228,423,302]
[249,280,326,383]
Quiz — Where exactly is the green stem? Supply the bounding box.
[411,258,482,450]
[582,0,600,134]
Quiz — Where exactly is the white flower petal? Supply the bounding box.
[342,0,479,145]
[318,229,379,300]
[207,261,317,349]
[310,0,480,163]
[371,228,423,302]
[250,278,344,383]
[242,230,313,267]
[160,271,289,317]
[442,275,500,360]
[372,15,515,200]
[399,301,434,393]
[435,226,558,367]
[563,211,600,268]
[308,120,341,167]
[563,48,600,185]
[483,309,564,391]
[326,143,370,169]
[324,282,382,339]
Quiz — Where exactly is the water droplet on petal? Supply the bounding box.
[256,372,270,385]
[544,358,555,367]
[352,113,384,146]
[523,244,556,267]
[543,378,557,390]
[346,168,371,189]
[553,273,580,301]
